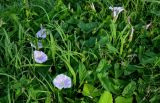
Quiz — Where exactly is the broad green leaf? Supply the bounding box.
[97,73,119,94]
[67,17,79,24]
[137,78,146,94]
[28,87,37,100]
[98,29,109,45]
[82,84,100,98]
[106,44,118,54]
[142,57,157,65]
[84,37,96,47]
[114,63,123,78]
[98,36,108,46]
[15,89,21,99]
[124,65,142,76]
[79,63,87,86]
[122,81,136,97]
[20,75,29,86]
[115,96,133,103]
[96,59,107,72]
[96,59,112,73]
[98,91,113,103]
[78,21,98,33]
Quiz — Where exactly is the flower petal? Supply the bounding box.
[109,6,124,17]
[36,28,46,38]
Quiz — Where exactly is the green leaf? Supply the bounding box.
[28,87,37,100]
[144,0,160,4]
[106,44,119,54]
[0,96,9,103]
[114,63,123,78]
[97,73,118,94]
[58,91,64,103]
[142,57,157,65]
[49,32,57,63]
[115,96,133,103]
[79,63,88,86]
[84,37,96,47]
[124,65,142,76]
[98,91,113,103]
[122,81,136,97]
[96,59,112,73]
[60,56,76,85]
[45,93,52,103]
[150,94,160,103]
[96,59,107,73]
[82,84,100,98]
[78,21,98,33]
[64,97,75,103]
[98,36,109,46]
[67,17,79,24]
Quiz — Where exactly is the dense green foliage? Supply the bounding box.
[0,0,160,103]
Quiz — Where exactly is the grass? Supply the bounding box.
[0,0,160,103]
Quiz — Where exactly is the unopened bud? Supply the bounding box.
[146,22,152,30]
[129,27,134,42]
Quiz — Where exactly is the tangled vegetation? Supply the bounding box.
[0,0,160,103]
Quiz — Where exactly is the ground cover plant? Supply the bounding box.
[0,0,160,103]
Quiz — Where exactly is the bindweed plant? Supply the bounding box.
[0,0,160,103]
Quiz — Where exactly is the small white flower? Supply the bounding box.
[53,74,72,90]
[109,6,124,18]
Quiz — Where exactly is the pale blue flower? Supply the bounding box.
[36,28,46,38]
[53,74,72,90]
[34,50,48,63]
[30,41,43,49]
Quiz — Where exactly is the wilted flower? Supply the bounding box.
[36,28,46,38]
[53,74,72,90]
[30,41,43,49]
[109,6,124,18]
[128,16,131,24]
[129,27,134,42]
[146,22,152,30]
[34,50,48,63]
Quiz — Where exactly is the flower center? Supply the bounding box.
[37,53,43,59]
